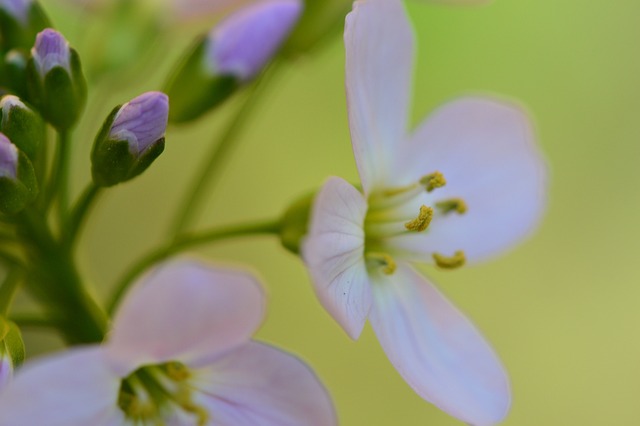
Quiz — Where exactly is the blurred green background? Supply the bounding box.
[21,0,640,424]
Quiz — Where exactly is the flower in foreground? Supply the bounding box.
[302,0,547,425]
[0,259,336,425]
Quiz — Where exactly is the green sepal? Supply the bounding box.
[3,321,24,368]
[165,38,240,123]
[26,48,87,131]
[1,97,44,159]
[128,137,164,180]
[279,191,315,254]
[91,138,136,187]
[0,2,50,51]
[0,151,38,215]
[282,0,351,57]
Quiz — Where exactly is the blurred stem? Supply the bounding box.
[16,210,107,344]
[63,182,103,249]
[0,268,22,316]
[169,62,282,239]
[10,314,58,329]
[108,218,281,314]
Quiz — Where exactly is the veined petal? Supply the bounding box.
[0,347,123,426]
[369,264,510,426]
[106,259,265,375]
[345,0,414,193]
[391,97,547,263]
[192,341,337,426]
[302,176,371,339]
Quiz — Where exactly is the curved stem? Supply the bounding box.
[169,62,282,238]
[64,182,103,249]
[108,218,281,314]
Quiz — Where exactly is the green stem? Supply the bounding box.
[169,62,282,238]
[108,218,281,314]
[44,130,71,218]
[10,314,58,329]
[16,210,107,344]
[0,268,22,316]
[63,182,103,249]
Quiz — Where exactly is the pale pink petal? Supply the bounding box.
[302,176,372,339]
[345,0,414,193]
[390,97,547,263]
[369,265,510,426]
[192,341,337,426]
[106,259,265,376]
[0,347,123,426]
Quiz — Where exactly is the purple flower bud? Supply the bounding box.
[31,29,70,77]
[0,133,18,179]
[206,0,302,81]
[109,92,169,156]
[0,0,31,24]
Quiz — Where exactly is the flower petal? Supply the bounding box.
[302,176,371,339]
[192,341,337,426]
[369,264,510,426]
[106,259,265,375]
[391,97,547,263]
[0,347,124,426]
[345,0,414,193]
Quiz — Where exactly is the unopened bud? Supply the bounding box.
[0,95,44,159]
[165,0,301,123]
[91,92,168,187]
[282,0,351,55]
[0,132,37,214]
[27,29,87,130]
[0,0,49,50]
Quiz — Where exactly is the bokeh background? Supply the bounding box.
[20,0,640,424]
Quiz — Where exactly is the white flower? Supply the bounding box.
[302,0,547,425]
[0,259,336,425]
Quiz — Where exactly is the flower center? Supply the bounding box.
[363,171,468,274]
[118,361,209,425]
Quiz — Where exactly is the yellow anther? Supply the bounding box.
[436,198,467,215]
[420,171,446,192]
[366,252,397,275]
[163,361,190,382]
[432,251,466,269]
[404,205,434,232]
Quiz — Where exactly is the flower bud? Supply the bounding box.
[91,91,168,187]
[27,29,87,130]
[165,0,301,123]
[0,132,37,214]
[282,0,351,56]
[0,0,49,50]
[0,95,44,159]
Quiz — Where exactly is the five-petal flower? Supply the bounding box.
[0,259,337,425]
[302,0,547,425]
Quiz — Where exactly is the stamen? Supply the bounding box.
[436,198,467,215]
[404,205,433,232]
[420,171,446,192]
[432,251,466,269]
[366,252,397,275]
[163,361,190,382]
